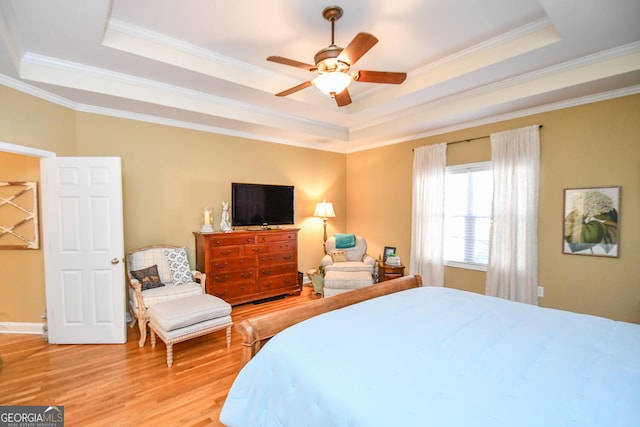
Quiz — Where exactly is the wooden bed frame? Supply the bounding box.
[235,275,423,367]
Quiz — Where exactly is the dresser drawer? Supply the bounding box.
[209,269,256,283]
[256,231,298,243]
[209,256,256,271]
[207,280,256,300]
[245,244,270,255]
[258,262,297,277]
[269,241,297,252]
[208,235,256,247]
[259,251,296,264]
[209,246,242,258]
[258,273,298,292]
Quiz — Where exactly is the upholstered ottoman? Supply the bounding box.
[323,270,374,297]
[148,294,232,367]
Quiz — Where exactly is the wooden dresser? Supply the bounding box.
[193,229,300,305]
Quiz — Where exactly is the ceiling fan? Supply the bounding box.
[267,5,407,107]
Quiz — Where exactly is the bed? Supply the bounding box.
[220,276,640,426]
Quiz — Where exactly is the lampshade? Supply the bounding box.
[314,200,336,219]
[312,72,352,96]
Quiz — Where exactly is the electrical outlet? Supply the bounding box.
[537,286,544,297]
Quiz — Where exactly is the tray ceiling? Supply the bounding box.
[0,0,639,152]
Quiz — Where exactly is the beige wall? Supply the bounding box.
[1,84,638,324]
[0,85,77,155]
[348,94,640,323]
[0,86,346,323]
[74,113,346,265]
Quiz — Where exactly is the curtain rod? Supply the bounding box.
[412,125,543,150]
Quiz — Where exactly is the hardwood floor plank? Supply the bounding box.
[0,286,319,426]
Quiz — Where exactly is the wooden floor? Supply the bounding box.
[0,286,319,426]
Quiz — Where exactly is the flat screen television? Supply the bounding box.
[231,183,294,227]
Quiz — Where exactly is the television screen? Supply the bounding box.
[231,183,294,227]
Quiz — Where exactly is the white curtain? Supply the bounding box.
[486,125,540,304]
[410,143,447,287]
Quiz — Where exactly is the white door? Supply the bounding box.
[42,157,126,344]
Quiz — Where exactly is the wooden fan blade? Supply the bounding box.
[337,32,378,66]
[334,88,352,107]
[275,80,313,97]
[267,56,316,71]
[353,70,407,84]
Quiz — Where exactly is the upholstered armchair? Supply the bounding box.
[126,245,205,347]
[321,234,376,274]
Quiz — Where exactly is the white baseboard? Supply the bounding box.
[0,322,46,335]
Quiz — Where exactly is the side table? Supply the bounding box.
[377,260,405,282]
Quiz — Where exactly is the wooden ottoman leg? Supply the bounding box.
[150,328,157,348]
[226,325,232,348]
[166,343,174,368]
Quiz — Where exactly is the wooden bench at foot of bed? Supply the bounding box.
[235,275,423,367]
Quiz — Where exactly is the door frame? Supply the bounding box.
[0,142,54,334]
[1,142,127,342]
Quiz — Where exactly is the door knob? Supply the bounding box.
[111,258,120,265]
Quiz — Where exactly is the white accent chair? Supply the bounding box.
[321,235,376,296]
[126,244,205,347]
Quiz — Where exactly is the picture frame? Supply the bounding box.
[0,181,40,249]
[383,246,396,262]
[562,186,620,257]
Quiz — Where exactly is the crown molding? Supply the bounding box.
[345,84,640,153]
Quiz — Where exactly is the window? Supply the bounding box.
[443,162,492,271]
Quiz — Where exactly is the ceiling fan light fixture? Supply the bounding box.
[267,5,405,107]
[313,71,352,96]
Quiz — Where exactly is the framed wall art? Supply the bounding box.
[0,181,40,249]
[563,186,620,257]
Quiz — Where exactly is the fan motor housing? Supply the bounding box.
[314,45,349,73]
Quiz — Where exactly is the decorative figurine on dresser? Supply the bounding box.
[220,201,232,232]
[193,228,301,305]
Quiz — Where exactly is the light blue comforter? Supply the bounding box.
[221,287,640,426]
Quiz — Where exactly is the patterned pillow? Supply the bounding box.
[331,249,347,262]
[130,265,164,291]
[164,247,193,285]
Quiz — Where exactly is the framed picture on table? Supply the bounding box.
[383,246,396,262]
